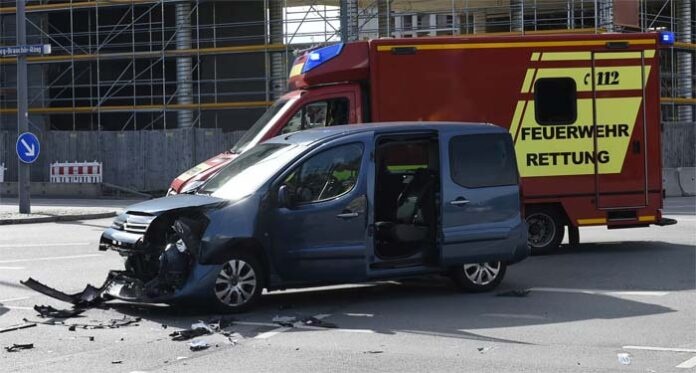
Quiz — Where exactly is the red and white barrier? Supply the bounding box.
[0,163,5,183]
[50,161,103,183]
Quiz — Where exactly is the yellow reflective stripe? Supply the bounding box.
[541,50,655,61]
[508,100,526,142]
[530,52,541,61]
[376,39,655,52]
[531,66,651,92]
[289,63,304,77]
[639,215,655,222]
[542,51,591,61]
[521,68,536,93]
[578,218,607,225]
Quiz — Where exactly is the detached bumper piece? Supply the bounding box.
[21,278,107,307]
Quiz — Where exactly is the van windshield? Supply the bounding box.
[200,143,305,200]
[231,99,293,154]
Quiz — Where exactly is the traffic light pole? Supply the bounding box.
[17,0,31,214]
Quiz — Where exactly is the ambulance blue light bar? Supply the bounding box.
[302,43,344,74]
[659,31,675,45]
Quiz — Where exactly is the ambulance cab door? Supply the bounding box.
[268,84,362,137]
[590,50,649,210]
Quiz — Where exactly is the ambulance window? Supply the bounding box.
[534,78,577,125]
[281,98,349,135]
[449,134,518,188]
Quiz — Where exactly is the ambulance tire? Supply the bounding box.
[525,207,565,255]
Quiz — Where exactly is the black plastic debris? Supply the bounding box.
[0,323,36,334]
[21,278,107,307]
[34,305,85,319]
[170,323,213,341]
[302,316,338,329]
[111,360,123,364]
[496,289,531,297]
[5,343,34,352]
[189,339,210,352]
[363,350,384,354]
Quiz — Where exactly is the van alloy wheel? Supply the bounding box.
[215,259,258,307]
[451,261,507,292]
[463,262,501,286]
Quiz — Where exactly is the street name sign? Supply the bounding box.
[0,44,52,57]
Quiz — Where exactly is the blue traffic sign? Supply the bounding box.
[16,132,40,164]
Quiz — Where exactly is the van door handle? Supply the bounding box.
[450,198,470,206]
[337,211,360,219]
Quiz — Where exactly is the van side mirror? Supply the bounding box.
[278,185,292,208]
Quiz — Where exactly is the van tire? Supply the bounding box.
[451,261,507,292]
[525,207,565,255]
[210,252,264,313]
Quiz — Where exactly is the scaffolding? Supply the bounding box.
[0,0,693,132]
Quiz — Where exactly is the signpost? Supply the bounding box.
[7,3,51,214]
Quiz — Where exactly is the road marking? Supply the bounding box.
[3,306,33,310]
[481,313,546,320]
[0,242,91,248]
[253,314,331,340]
[622,346,696,353]
[0,297,30,303]
[0,254,102,264]
[0,266,25,270]
[254,327,292,339]
[345,313,374,317]
[676,356,696,369]
[531,287,668,297]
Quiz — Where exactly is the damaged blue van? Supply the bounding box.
[98,122,528,312]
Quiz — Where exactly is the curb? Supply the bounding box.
[0,211,117,225]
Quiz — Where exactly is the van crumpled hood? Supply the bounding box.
[125,194,227,215]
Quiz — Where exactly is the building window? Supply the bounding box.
[534,77,577,125]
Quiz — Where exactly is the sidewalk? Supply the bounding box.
[0,197,146,225]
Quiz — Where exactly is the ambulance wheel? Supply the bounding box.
[526,207,565,255]
[451,261,507,292]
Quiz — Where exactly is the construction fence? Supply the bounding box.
[0,128,243,192]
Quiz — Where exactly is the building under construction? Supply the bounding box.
[0,0,693,190]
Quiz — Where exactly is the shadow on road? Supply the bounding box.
[103,240,694,343]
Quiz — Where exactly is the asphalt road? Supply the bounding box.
[0,198,694,372]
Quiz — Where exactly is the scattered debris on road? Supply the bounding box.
[23,315,141,330]
[5,343,34,352]
[272,315,338,329]
[477,346,497,354]
[189,339,210,351]
[363,350,384,354]
[496,289,531,297]
[0,323,37,334]
[111,360,123,364]
[617,352,632,365]
[34,305,85,319]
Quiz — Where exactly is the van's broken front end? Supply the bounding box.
[97,196,226,303]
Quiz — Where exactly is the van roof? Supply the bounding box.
[266,122,507,146]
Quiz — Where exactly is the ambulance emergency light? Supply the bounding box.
[302,43,344,74]
[659,31,675,45]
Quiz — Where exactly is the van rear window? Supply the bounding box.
[449,134,518,188]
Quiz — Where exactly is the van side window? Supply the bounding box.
[534,77,577,125]
[282,143,363,204]
[282,98,349,134]
[449,134,517,188]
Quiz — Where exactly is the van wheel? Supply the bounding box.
[526,207,565,255]
[212,253,264,313]
[451,261,507,292]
